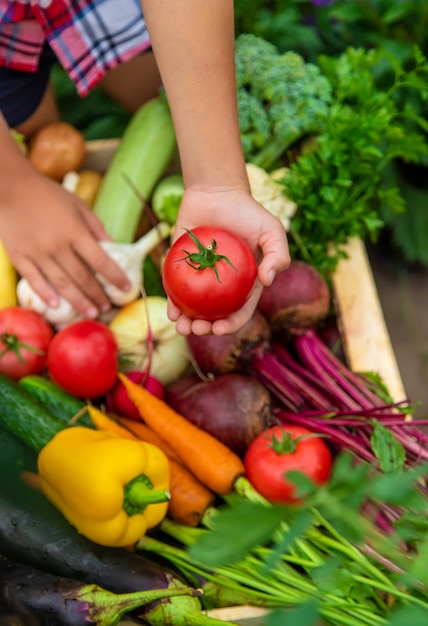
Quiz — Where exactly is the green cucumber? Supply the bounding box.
[0,425,37,479]
[19,375,93,428]
[0,374,67,453]
[93,96,177,243]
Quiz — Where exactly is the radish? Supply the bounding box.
[106,370,164,420]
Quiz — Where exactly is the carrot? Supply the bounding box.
[87,406,137,440]
[115,417,182,463]
[20,470,42,493]
[118,373,245,495]
[96,412,215,526]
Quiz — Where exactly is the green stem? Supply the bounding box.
[352,575,428,611]
[310,510,395,587]
[139,536,290,606]
[123,474,170,515]
[233,478,324,566]
[82,584,202,626]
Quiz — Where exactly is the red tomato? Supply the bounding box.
[162,226,257,321]
[0,307,53,380]
[47,320,118,399]
[244,425,332,504]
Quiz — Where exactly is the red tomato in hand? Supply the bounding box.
[244,425,332,504]
[0,307,53,380]
[47,320,118,398]
[162,226,257,321]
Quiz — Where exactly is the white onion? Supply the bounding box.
[109,296,190,385]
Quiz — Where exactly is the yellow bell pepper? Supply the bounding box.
[0,240,17,309]
[37,426,170,548]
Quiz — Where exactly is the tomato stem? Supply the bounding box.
[266,427,326,455]
[176,228,237,283]
[0,333,45,362]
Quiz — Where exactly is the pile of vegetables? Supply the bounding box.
[2,57,428,626]
[0,238,428,626]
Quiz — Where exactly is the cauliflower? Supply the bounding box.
[246,163,297,231]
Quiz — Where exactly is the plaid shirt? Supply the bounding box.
[0,0,150,95]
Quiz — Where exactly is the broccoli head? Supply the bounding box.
[235,34,332,170]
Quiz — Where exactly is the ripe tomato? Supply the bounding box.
[162,226,257,321]
[244,424,332,504]
[47,320,118,399]
[0,307,53,380]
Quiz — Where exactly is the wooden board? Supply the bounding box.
[332,237,407,403]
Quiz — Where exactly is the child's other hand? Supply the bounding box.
[0,171,131,318]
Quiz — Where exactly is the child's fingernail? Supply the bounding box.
[267,269,276,285]
[101,303,111,313]
[48,298,59,307]
[85,307,98,319]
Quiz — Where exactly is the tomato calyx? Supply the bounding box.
[0,333,45,362]
[266,427,324,455]
[176,228,237,283]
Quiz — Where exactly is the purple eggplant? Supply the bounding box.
[0,554,200,626]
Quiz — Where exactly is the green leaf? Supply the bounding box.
[262,509,313,573]
[267,601,320,626]
[370,420,406,474]
[189,498,288,566]
[369,465,428,507]
[387,604,428,626]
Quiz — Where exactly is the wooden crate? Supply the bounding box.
[83,142,407,626]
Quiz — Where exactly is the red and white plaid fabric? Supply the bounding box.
[0,0,150,95]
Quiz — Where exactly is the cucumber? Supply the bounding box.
[0,424,37,479]
[93,96,177,243]
[19,375,93,429]
[0,374,66,453]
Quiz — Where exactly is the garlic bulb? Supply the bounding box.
[17,222,171,328]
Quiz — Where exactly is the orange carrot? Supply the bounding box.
[117,416,215,526]
[118,373,245,495]
[116,417,182,463]
[87,406,137,440]
[20,470,42,492]
[165,459,215,526]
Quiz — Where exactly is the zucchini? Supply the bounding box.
[93,96,177,243]
[0,483,231,626]
[0,374,66,453]
[19,375,93,429]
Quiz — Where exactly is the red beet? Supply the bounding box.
[186,310,271,376]
[166,373,273,456]
[258,261,331,333]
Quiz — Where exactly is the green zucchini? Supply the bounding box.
[19,375,93,428]
[93,96,177,243]
[0,374,66,453]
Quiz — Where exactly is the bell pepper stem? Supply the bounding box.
[123,473,170,516]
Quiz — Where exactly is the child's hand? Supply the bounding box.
[167,185,290,335]
[0,170,131,318]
